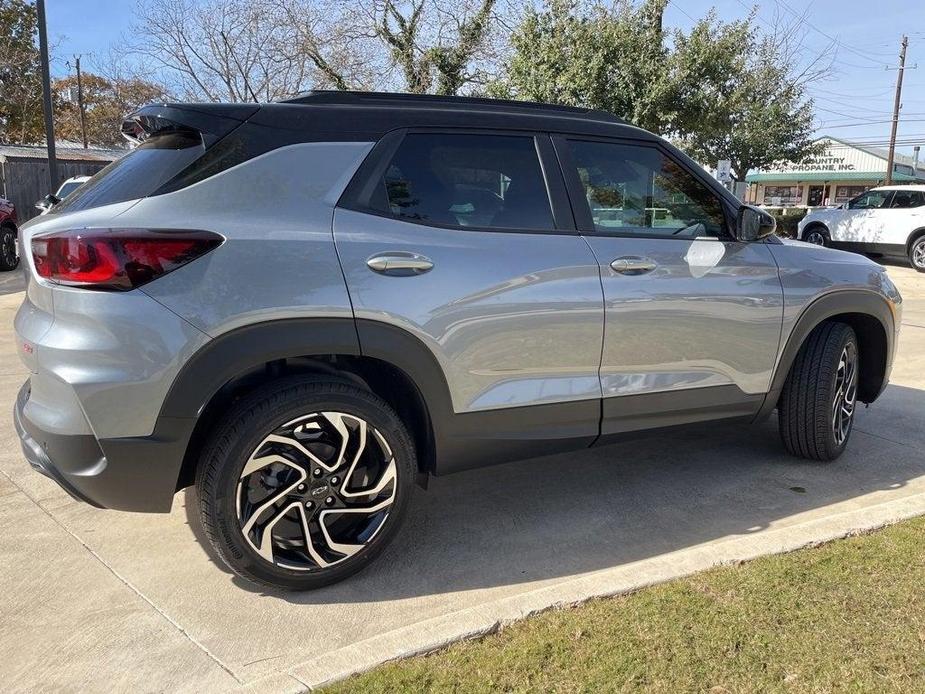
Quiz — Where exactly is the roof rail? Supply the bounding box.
[279,90,625,123]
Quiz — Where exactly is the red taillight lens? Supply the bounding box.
[32,229,222,290]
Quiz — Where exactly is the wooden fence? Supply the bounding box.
[0,158,111,224]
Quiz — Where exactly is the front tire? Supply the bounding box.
[910,235,925,273]
[778,322,859,461]
[195,377,416,590]
[0,226,19,271]
[802,225,829,247]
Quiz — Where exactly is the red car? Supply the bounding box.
[0,196,18,271]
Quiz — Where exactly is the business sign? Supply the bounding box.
[768,139,887,176]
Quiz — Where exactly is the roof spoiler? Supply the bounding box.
[121,103,259,146]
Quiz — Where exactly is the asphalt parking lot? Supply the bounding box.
[1,263,924,693]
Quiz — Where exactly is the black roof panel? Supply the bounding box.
[246,90,651,141]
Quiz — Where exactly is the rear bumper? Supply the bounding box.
[14,379,195,512]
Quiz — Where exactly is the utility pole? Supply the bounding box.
[885,35,908,186]
[75,55,88,149]
[36,0,57,190]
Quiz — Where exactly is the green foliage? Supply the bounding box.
[0,0,44,144]
[54,73,167,147]
[499,0,822,180]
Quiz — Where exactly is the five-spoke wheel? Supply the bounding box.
[196,378,415,590]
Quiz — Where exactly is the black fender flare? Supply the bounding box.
[755,289,895,421]
[159,316,598,479]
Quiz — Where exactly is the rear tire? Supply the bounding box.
[778,322,859,461]
[909,235,925,273]
[195,377,416,591]
[0,225,18,271]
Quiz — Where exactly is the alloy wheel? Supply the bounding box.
[831,342,858,447]
[236,411,397,571]
[805,230,826,246]
[913,239,925,270]
[1,231,17,268]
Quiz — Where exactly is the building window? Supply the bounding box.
[763,185,802,206]
[834,185,870,204]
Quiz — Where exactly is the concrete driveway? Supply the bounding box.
[2,264,924,693]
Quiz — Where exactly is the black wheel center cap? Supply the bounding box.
[310,483,330,498]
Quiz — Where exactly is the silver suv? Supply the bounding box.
[13,92,902,590]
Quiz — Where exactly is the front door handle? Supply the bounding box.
[611,256,657,275]
[367,251,434,276]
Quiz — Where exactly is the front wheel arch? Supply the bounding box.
[802,223,829,245]
[756,291,893,422]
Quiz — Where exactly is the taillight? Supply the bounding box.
[32,228,222,290]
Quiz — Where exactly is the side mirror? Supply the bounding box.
[34,194,59,212]
[735,204,776,242]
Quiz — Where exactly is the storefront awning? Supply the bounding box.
[745,171,922,183]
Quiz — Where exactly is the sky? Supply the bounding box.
[44,0,925,159]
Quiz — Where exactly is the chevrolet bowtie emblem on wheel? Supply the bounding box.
[311,485,330,497]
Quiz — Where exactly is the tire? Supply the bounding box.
[778,322,859,461]
[0,225,19,271]
[909,235,925,273]
[195,377,416,590]
[802,225,829,247]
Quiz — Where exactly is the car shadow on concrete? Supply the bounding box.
[0,270,25,296]
[183,382,925,603]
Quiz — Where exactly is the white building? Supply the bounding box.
[745,136,925,208]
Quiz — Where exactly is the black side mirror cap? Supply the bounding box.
[736,205,776,242]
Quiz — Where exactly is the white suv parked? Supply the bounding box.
[798,185,925,272]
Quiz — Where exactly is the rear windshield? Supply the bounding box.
[52,130,205,214]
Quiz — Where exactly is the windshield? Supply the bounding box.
[52,130,205,215]
[55,181,83,200]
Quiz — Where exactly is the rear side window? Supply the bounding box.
[369,133,555,230]
[565,140,726,238]
[52,130,206,214]
[888,190,925,208]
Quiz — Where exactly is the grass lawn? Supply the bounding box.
[329,517,925,693]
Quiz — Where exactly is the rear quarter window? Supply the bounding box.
[52,130,206,214]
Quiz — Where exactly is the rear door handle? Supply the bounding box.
[367,251,434,276]
[610,256,657,275]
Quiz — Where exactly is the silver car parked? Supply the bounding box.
[13,92,902,590]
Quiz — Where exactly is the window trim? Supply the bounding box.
[337,127,578,236]
[551,134,737,241]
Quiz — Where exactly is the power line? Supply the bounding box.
[772,0,892,67]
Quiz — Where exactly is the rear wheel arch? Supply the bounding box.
[757,290,894,420]
[906,227,925,254]
[166,318,447,493]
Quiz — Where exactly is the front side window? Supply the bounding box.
[372,133,555,230]
[848,189,892,210]
[566,140,726,238]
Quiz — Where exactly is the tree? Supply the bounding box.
[54,73,168,148]
[672,12,827,181]
[123,0,503,100]
[499,0,826,178]
[124,0,319,102]
[0,0,43,144]
[497,0,672,132]
[369,0,499,95]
